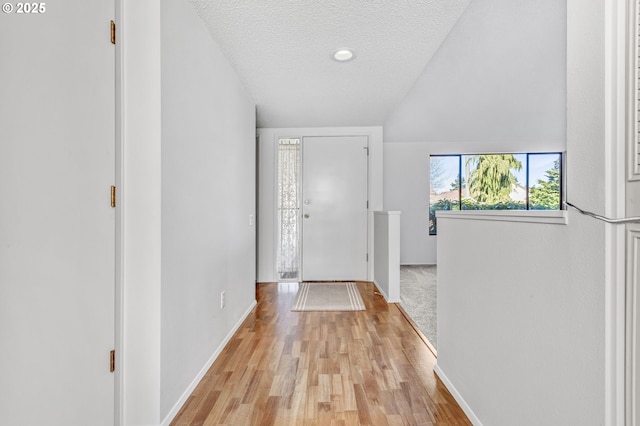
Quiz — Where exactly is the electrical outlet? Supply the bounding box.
[220,291,225,309]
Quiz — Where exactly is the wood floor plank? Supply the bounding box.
[170,282,471,425]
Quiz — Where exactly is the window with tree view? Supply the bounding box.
[429,153,563,234]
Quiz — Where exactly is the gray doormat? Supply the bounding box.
[292,282,365,311]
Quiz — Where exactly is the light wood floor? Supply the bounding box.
[171,282,471,425]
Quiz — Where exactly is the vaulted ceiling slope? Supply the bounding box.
[384,0,567,144]
[189,0,472,128]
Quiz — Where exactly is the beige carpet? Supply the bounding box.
[400,265,437,349]
[291,282,365,311]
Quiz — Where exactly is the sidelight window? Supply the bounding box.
[276,138,301,280]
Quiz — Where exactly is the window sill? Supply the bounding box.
[435,210,568,225]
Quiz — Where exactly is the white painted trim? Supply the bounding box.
[433,365,482,426]
[114,1,124,425]
[120,0,163,423]
[626,231,640,426]
[436,210,568,225]
[604,0,628,424]
[627,0,640,182]
[160,300,258,426]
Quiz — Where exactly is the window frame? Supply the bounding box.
[429,152,564,235]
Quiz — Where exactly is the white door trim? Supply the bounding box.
[626,231,640,425]
[625,1,640,423]
[606,0,633,424]
[117,1,163,424]
[265,126,383,283]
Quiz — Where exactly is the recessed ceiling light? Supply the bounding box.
[332,48,355,62]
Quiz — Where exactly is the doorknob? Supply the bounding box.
[304,214,310,219]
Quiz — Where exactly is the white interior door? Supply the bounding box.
[0,2,116,424]
[302,136,368,281]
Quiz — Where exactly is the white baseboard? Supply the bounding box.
[434,364,482,426]
[161,299,258,426]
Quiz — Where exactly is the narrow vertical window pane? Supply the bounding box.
[277,138,300,280]
[528,153,561,210]
[429,156,461,235]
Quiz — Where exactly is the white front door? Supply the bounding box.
[301,136,368,281]
[0,1,116,424]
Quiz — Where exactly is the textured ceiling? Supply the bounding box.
[189,0,472,128]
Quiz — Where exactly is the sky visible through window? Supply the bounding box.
[430,154,558,194]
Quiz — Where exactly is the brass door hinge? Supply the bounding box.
[110,20,116,45]
[109,350,115,373]
[111,186,116,208]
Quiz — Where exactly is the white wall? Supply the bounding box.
[435,0,615,423]
[160,0,257,422]
[383,144,433,264]
[257,127,383,283]
[436,216,602,425]
[384,0,567,144]
[382,0,567,265]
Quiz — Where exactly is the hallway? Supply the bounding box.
[171,282,470,425]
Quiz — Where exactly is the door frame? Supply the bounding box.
[604,0,634,424]
[266,127,383,283]
[114,0,123,423]
[114,1,164,424]
[625,0,640,424]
